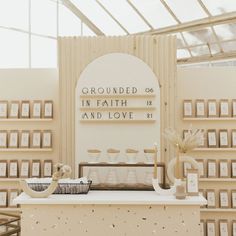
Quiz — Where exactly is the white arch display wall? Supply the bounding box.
[75,53,160,173]
[58,36,176,176]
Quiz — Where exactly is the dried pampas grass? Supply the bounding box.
[163,127,204,153]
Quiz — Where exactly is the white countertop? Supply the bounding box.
[14,191,207,206]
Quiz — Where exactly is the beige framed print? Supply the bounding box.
[196,159,205,178]
[43,100,53,118]
[183,162,192,178]
[31,160,41,178]
[20,130,30,148]
[8,189,19,208]
[0,190,7,208]
[232,160,236,178]
[21,100,30,118]
[220,99,230,117]
[219,190,230,208]
[8,130,18,148]
[232,99,236,117]
[43,160,53,177]
[219,160,230,178]
[0,101,8,118]
[20,160,30,178]
[0,130,7,148]
[8,160,18,178]
[206,220,216,236]
[207,99,218,117]
[32,100,42,118]
[186,169,199,196]
[0,160,7,178]
[206,190,216,208]
[183,100,193,117]
[207,129,217,148]
[199,189,205,208]
[200,219,205,236]
[9,101,20,118]
[231,129,236,148]
[198,129,206,147]
[219,129,229,148]
[42,130,52,148]
[232,220,236,236]
[219,220,229,236]
[232,190,236,209]
[31,130,41,148]
[195,99,206,117]
[207,159,217,178]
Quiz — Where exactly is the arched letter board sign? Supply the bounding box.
[75,53,160,176]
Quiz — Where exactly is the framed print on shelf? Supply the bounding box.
[186,169,199,196]
[0,190,7,208]
[8,189,19,208]
[0,160,7,178]
[20,160,30,178]
[231,160,236,178]
[8,160,18,178]
[232,220,236,236]
[206,220,216,236]
[20,130,30,148]
[183,100,193,117]
[43,100,53,118]
[232,190,236,209]
[207,99,218,117]
[0,101,8,118]
[31,160,41,178]
[9,101,20,118]
[31,130,41,148]
[219,160,230,178]
[196,159,205,178]
[219,190,230,208]
[43,160,53,177]
[232,99,236,117]
[219,129,229,148]
[195,99,206,117]
[32,100,42,118]
[220,99,230,117]
[231,130,236,148]
[183,162,192,178]
[207,129,217,148]
[207,159,217,178]
[20,100,30,118]
[0,130,8,148]
[198,129,206,147]
[199,189,205,208]
[42,130,52,148]
[8,130,18,148]
[206,189,216,208]
[219,220,229,236]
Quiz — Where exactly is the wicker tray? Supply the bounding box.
[28,180,92,194]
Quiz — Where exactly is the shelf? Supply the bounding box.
[0,148,52,152]
[194,148,236,152]
[0,208,21,212]
[200,178,236,182]
[183,117,236,121]
[0,178,23,182]
[201,208,236,212]
[0,118,53,122]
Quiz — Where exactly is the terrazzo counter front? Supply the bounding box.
[14,191,207,236]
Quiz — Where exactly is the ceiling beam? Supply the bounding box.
[61,0,104,36]
[177,51,236,64]
[137,12,236,35]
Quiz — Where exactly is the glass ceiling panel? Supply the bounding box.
[214,23,236,41]
[190,45,210,56]
[129,0,177,29]
[177,49,191,59]
[221,40,236,53]
[209,43,221,55]
[59,4,82,36]
[183,28,216,46]
[82,23,96,36]
[201,0,236,15]
[70,0,126,35]
[0,0,28,31]
[174,33,186,49]
[98,0,150,33]
[165,0,207,22]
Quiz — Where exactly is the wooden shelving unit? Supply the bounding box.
[200,178,236,182]
[194,148,236,152]
[201,209,236,212]
[0,118,53,122]
[0,148,52,152]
